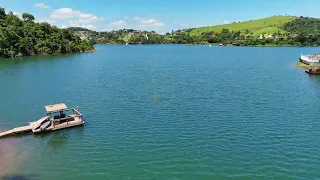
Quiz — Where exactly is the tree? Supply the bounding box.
[221,28,229,34]
[22,13,34,23]
[0,7,6,19]
[0,8,94,58]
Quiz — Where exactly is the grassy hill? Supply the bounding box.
[189,16,296,37]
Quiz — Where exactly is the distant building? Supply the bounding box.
[258,33,273,39]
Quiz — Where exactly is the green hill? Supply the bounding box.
[189,16,296,37]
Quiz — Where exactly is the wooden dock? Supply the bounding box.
[0,125,32,138]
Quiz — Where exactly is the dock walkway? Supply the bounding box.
[0,125,32,138]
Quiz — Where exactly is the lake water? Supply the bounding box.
[0,45,320,180]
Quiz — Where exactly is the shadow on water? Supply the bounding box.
[1,174,37,180]
[0,53,77,62]
[0,53,78,70]
[307,74,320,84]
[33,125,84,152]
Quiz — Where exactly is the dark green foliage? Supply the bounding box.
[22,13,34,23]
[0,7,94,58]
[0,8,6,19]
[67,27,91,32]
[283,17,320,34]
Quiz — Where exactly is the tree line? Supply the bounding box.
[0,7,94,58]
[74,16,320,46]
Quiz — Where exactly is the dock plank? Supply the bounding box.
[0,125,32,138]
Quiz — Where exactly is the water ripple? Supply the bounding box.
[0,45,320,179]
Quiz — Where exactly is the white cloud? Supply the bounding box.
[51,8,75,19]
[83,24,96,29]
[60,25,67,29]
[34,2,50,9]
[140,19,156,24]
[124,17,128,20]
[109,20,127,27]
[224,20,229,24]
[50,8,103,24]
[132,16,144,21]
[12,11,21,17]
[49,8,103,29]
[152,22,164,27]
[173,21,180,24]
[68,20,80,27]
[133,17,164,27]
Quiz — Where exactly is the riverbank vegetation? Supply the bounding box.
[70,16,320,47]
[0,7,94,58]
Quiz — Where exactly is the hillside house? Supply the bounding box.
[258,33,273,39]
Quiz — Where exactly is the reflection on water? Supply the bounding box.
[34,126,84,153]
[1,174,37,180]
[44,132,69,151]
[307,74,320,82]
[0,139,15,177]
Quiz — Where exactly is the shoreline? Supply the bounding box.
[0,48,97,60]
[97,43,320,47]
[80,49,97,53]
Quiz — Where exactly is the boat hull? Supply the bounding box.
[305,70,320,75]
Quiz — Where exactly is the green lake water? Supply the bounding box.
[0,45,320,179]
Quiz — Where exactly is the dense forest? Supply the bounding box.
[0,7,94,58]
[70,16,320,46]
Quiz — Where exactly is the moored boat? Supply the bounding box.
[0,103,84,138]
[31,103,84,133]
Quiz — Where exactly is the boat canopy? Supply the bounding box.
[45,103,67,113]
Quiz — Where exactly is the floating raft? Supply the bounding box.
[0,103,84,138]
[0,125,32,138]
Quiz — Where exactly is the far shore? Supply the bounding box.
[97,43,320,47]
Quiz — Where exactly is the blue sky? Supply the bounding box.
[1,0,320,33]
